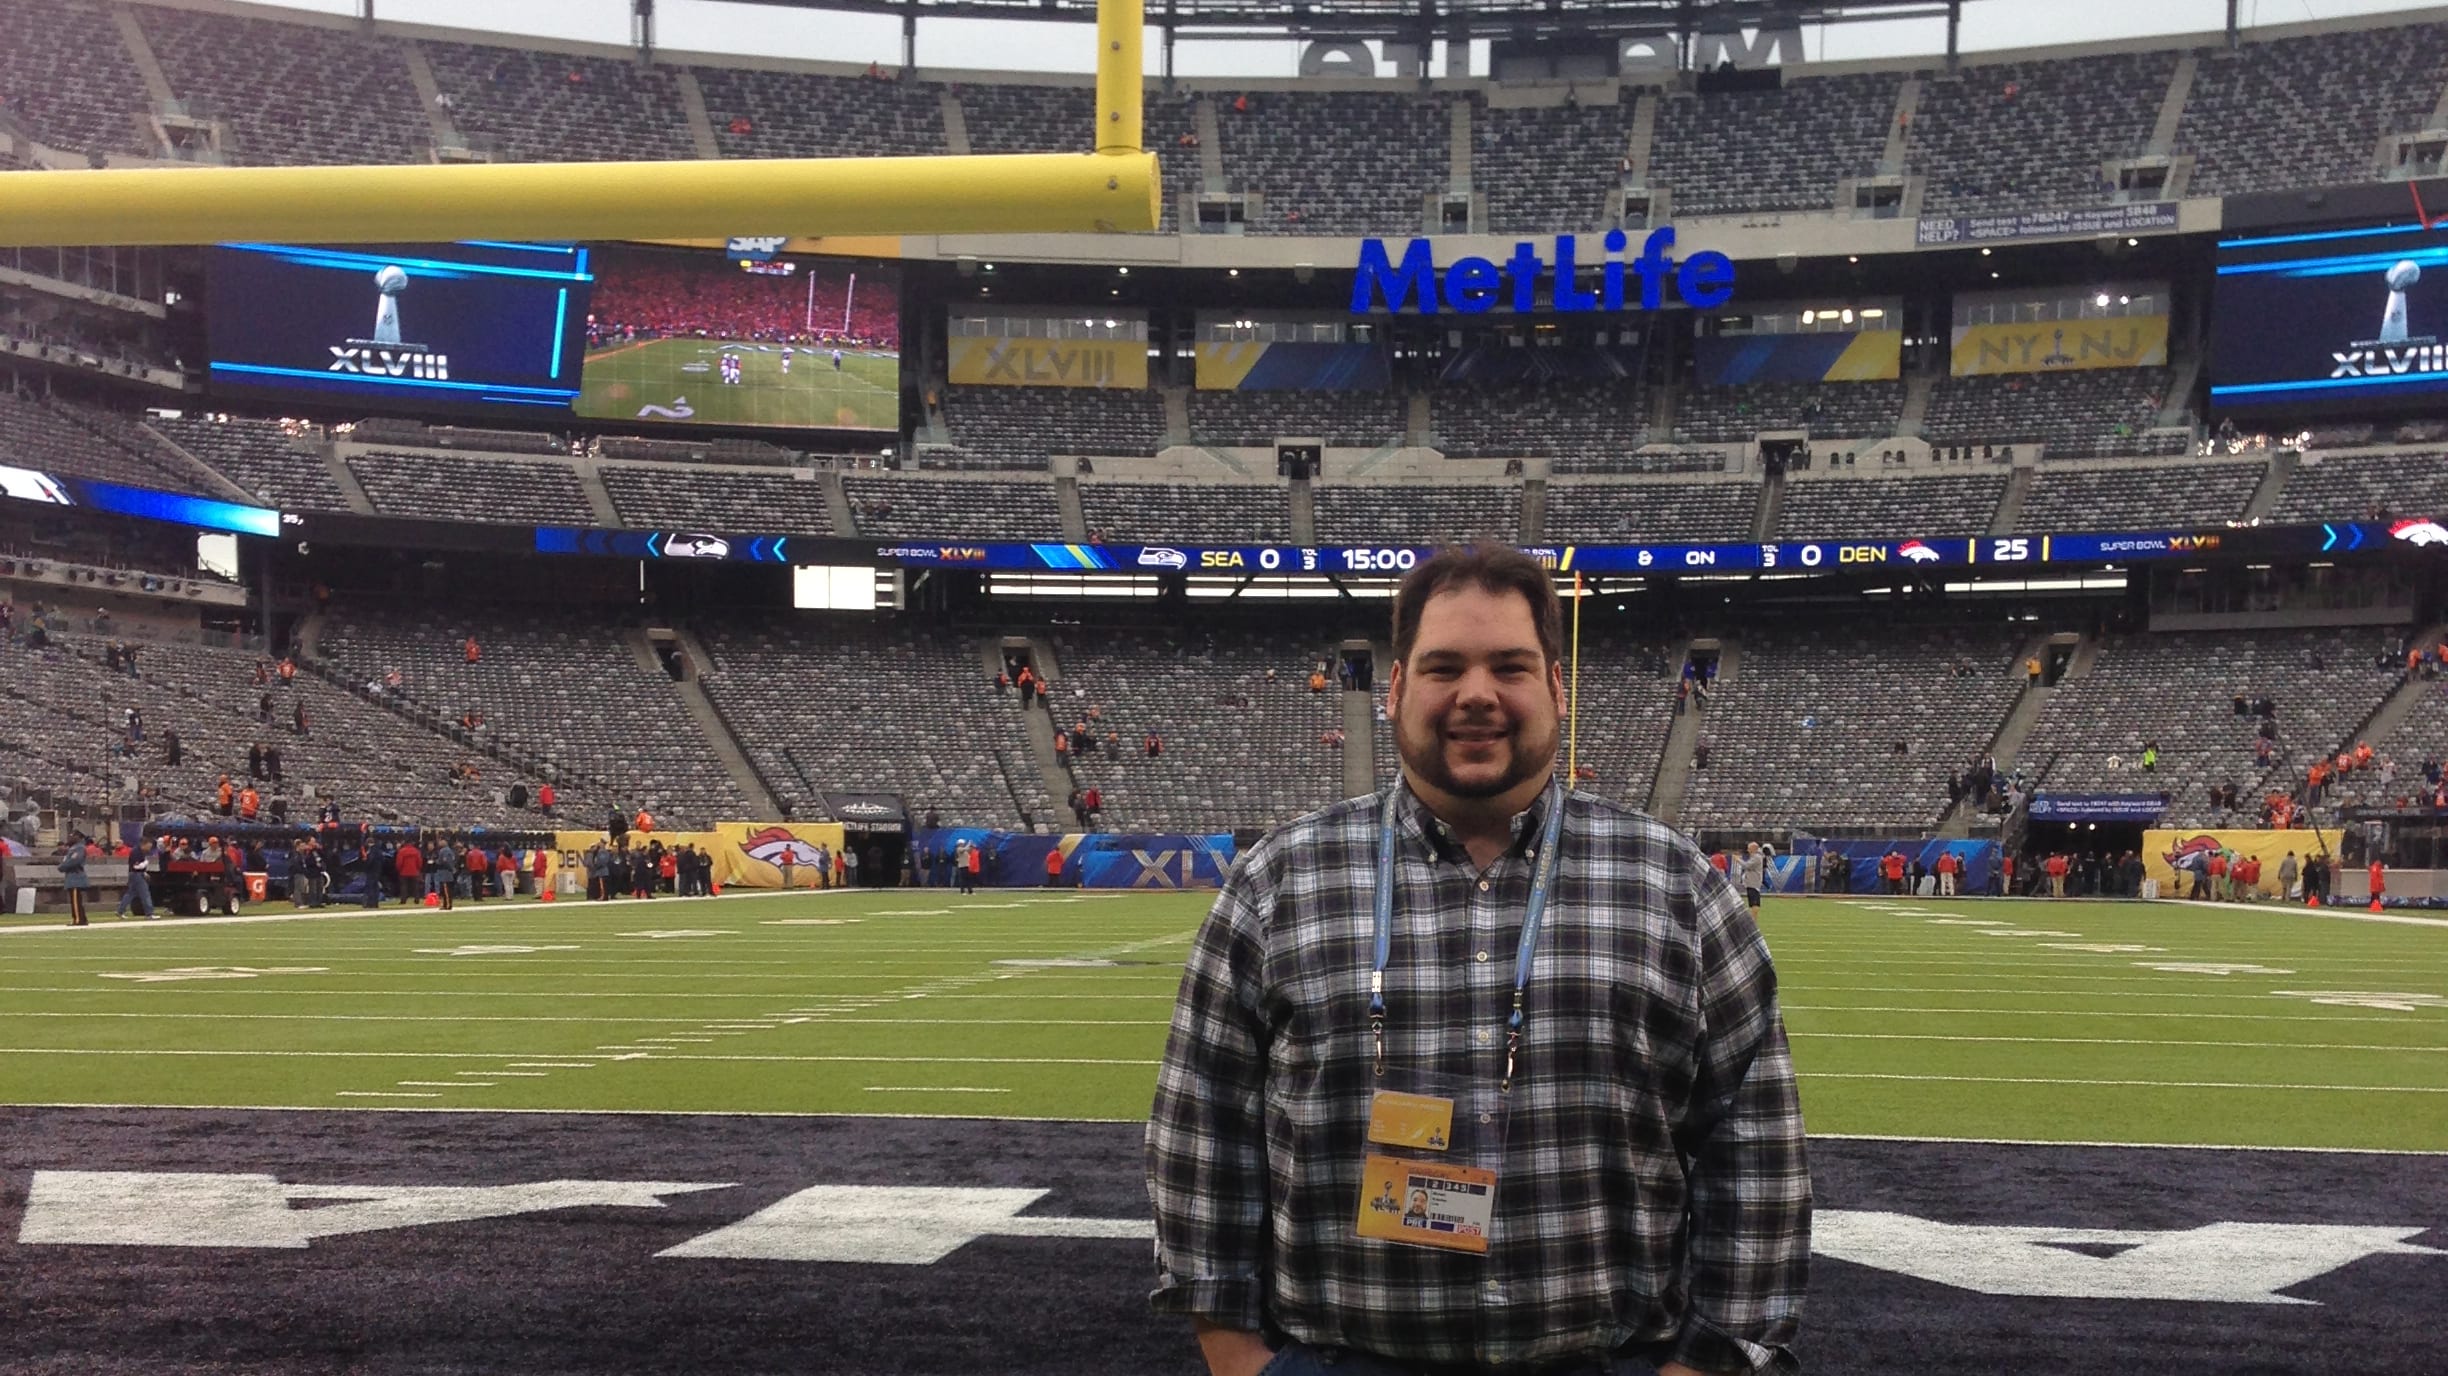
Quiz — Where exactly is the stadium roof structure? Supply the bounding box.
[706,0,1957,45]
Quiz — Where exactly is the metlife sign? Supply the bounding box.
[1353,228,1734,315]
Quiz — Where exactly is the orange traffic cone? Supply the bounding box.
[423,892,440,908]
[538,888,556,903]
[2371,898,2385,912]
[2306,894,2320,907]
[710,880,722,896]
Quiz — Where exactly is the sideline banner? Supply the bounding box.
[913,828,1237,890]
[2144,827,2322,899]
[714,821,849,889]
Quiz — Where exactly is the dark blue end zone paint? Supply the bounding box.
[0,1109,2439,1374]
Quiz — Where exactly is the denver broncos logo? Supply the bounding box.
[740,826,824,868]
[2161,835,2222,868]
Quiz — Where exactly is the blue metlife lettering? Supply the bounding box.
[1350,228,1735,315]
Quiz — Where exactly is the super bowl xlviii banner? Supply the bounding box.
[914,829,1237,889]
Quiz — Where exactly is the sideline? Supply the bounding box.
[0,885,875,937]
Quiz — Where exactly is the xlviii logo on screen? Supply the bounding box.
[2330,258,2443,380]
[330,263,449,381]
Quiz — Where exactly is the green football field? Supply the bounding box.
[574,336,899,431]
[1,891,2442,1152]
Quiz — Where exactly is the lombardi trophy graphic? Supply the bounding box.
[373,264,409,345]
[2380,260,2420,344]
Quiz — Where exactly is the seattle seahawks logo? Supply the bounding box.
[739,827,825,868]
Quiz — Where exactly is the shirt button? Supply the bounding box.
[1479,1112,1495,1124]
[1477,880,1491,892]
[1475,1027,1494,1046]
[1475,950,1490,963]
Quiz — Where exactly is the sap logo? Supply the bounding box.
[1353,228,1732,316]
[328,347,449,380]
[1897,540,1942,563]
[1200,551,1246,568]
[935,546,988,562]
[2390,518,2448,547]
[1137,546,1189,570]
[724,236,789,259]
[1838,545,1888,564]
[2331,342,2448,378]
[2167,534,2222,552]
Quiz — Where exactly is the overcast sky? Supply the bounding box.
[253,0,2448,76]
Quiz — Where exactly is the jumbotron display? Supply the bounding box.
[204,241,593,413]
[2211,219,2448,415]
[575,245,901,432]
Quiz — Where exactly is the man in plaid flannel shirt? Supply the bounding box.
[1149,543,1809,1375]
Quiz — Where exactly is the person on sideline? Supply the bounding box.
[1149,544,1808,1376]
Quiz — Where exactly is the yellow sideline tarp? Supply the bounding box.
[2142,827,2324,899]
[551,823,848,891]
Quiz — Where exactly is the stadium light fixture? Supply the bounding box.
[0,0,1157,244]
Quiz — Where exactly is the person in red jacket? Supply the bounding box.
[2369,857,2386,906]
[2045,852,2070,898]
[536,782,555,817]
[1881,850,1907,895]
[465,845,492,902]
[1933,850,1959,897]
[393,837,424,906]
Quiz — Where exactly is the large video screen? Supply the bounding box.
[575,245,901,432]
[205,242,592,414]
[2211,220,2448,415]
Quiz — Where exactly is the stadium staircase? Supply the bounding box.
[1160,387,1191,446]
[571,458,623,527]
[1519,472,1547,543]
[2146,53,2198,160]
[820,469,856,533]
[1288,475,1317,545]
[109,8,178,117]
[1446,99,1472,202]
[2156,344,2205,430]
[1897,373,1936,436]
[1646,637,1719,826]
[994,636,1084,829]
[402,43,461,153]
[644,626,784,818]
[938,90,970,156]
[1195,99,1225,192]
[2242,450,2298,522]
[132,423,251,504]
[1625,91,1658,188]
[318,440,378,515]
[674,72,722,158]
[2328,621,2446,766]
[1937,633,2068,838]
[1341,682,1375,800]
[1055,472,1088,541]
[1989,463,2034,536]
[1749,470,1782,541]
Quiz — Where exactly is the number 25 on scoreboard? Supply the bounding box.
[1989,537,2032,562]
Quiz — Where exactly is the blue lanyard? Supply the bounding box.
[1371,777,1567,1093]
